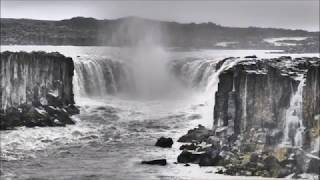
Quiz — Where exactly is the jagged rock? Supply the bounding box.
[177,150,203,164]
[141,159,167,166]
[199,149,222,166]
[178,125,213,143]
[66,104,80,115]
[179,143,197,150]
[155,137,173,148]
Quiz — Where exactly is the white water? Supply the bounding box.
[282,76,306,147]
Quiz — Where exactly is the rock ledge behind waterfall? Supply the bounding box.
[0,51,79,130]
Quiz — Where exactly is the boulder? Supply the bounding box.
[155,137,173,148]
[178,125,213,143]
[177,150,203,164]
[199,149,222,166]
[141,159,167,166]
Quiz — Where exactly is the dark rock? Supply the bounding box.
[179,143,197,150]
[244,55,257,58]
[184,163,190,166]
[250,153,260,163]
[199,149,222,166]
[177,150,202,164]
[141,159,167,166]
[215,169,224,174]
[263,155,281,177]
[306,158,320,174]
[155,137,173,148]
[66,104,80,115]
[178,125,213,143]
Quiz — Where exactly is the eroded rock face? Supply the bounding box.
[214,57,320,147]
[303,64,320,148]
[0,51,78,130]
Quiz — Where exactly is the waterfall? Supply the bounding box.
[73,57,131,98]
[282,76,306,147]
[176,59,216,89]
[242,75,248,132]
[203,58,243,128]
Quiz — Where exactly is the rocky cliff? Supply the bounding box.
[175,57,319,178]
[0,51,79,130]
[214,57,320,147]
[303,63,320,148]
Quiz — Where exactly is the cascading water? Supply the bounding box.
[73,57,132,98]
[282,76,306,147]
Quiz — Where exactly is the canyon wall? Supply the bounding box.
[0,51,78,130]
[303,63,320,148]
[214,57,320,147]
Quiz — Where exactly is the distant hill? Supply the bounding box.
[1,17,319,53]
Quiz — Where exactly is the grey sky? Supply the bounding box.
[1,0,319,31]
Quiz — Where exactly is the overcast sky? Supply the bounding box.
[1,0,319,31]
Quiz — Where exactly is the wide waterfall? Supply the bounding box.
[282,76,306,147]
[73,57,132,97]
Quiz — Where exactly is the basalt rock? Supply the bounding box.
[214,57,320,147]
[155,137,174,148]
[178,125,213,143]
[141,159,167,166]
[0,51,79,130]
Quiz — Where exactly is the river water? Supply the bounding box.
[1,46,319,179]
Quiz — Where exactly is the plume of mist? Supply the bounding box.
[108,17,184,99]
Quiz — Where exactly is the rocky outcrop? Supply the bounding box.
[303,63,320,148]
[0,51,78,130]
[214,57,319,146]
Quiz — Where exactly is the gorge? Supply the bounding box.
[0,46,319,179]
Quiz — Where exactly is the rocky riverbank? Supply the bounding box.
[177,125,319,178]
[176,56,320,178]
[0,51,79,130]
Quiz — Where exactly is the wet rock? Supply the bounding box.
[179,143,197,150]
[177,150,203,164]
[184,163,190,166]
[306,158,320,174]
[178,125,213,143]
[141,159,167,166]
[199,149,222,166]
[66,104,80,115]
[155,137,173,148]
[244,55,257,58]
[263,155,281,177]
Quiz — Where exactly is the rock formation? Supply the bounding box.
[0,51,79,130]
[176,56,319,178]
[214,56,319,147]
